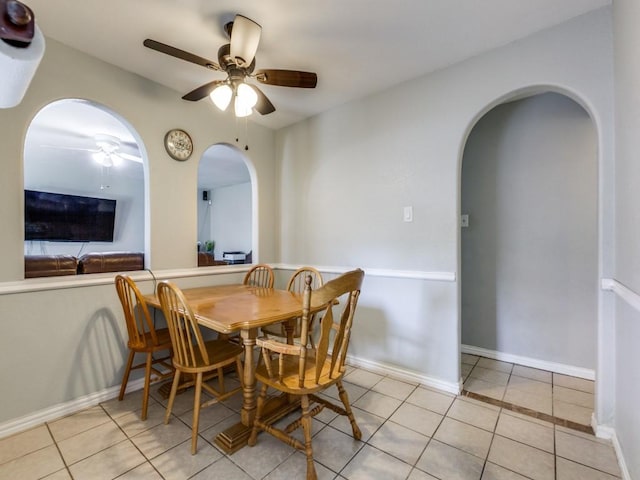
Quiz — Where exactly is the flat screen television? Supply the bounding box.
[25,190,116,242]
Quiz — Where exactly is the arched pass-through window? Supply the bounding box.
[23,99,147,275]
[197,143,255,265]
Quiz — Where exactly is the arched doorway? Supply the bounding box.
[460,92,598,428]
[197,143,255,264]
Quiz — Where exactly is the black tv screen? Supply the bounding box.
[25,190,116,242]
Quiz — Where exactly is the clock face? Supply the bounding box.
[164,129,193,161]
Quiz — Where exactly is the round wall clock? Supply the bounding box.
[164,128,193,161]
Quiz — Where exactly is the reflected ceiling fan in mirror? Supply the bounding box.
[41,133,142,167]
[143,14,317,117]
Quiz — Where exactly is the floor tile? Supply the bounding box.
[101,389,156,419]
[553,399,593,426]
[503,387,552,415]
[116,461,163,479]
[461,354,480,366]
[553,374,594,394]
[48,405,112,442]
[177,400,236,431]
[353,390,402,419]
[481,462,530,480]
[130,419,193,459]
[507,375,552,398]
[461,363,474,380]
[42,468,73,479]
[311,426,364,473]
[371,377,417,401]
[477,358,513,373]
[368,420,430,464]
[469,366,510,386]
[151,438,222,479]
[343,369,384,389]
[416,439,484,480]
[556,456,620,480]
[447,397,500,432]
[0,444,64,480]
[341,444,412,480]
[495,411,554,453]
[488,435,554,480]
[555,430,620,477]
[263,451,336,480]
[511,365,552,384]
[114,402,167,438]
[189,457,253,479]
[329,406,384,442]
[433,417,493,459]
[68,440,146,480]
[553,385,594,408]
[407,468,439,479]
[57,420,127,465]
[463,377,506,401]
[230,431,295,479]
[0,424,53,465]
[389,402,443,437]
[405,386,455,414]
[323,380,369,404]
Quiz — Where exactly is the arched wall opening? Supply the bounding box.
[23,98,148,265]
[196,143,258,265]
[457,88,599,424]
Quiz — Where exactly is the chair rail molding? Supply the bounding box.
[601,278,640,313]
[275,264,456,282]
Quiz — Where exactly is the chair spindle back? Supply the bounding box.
[115,275,158,347]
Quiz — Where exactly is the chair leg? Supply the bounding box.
[336,381,361,440]
[164,370,181,424]
[300,395,317,480]
[191,372,203,455]
[248,383,269,446]
[118,350,135,401]
[217,367,225,393]
[141,353,153,421]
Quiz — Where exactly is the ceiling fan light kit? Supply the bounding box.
[143,13,317,118]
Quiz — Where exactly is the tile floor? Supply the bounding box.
[0,363,620,480]
[461,354,595,430]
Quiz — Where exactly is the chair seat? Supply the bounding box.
[255,353,343,394]
[128,327,173,352]
[173,339,244,373]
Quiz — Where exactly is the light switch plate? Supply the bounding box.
[403,206,413,222]
[461,214,469,227]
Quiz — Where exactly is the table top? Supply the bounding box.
[144,284,304,334]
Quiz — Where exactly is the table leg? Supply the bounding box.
[240,328,257,426]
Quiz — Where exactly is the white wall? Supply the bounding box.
[276,7,613,402]
[461,93,598,369]
[210,182,252,260]
[612,0,640,476]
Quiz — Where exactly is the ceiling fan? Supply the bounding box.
[41,134,142,167]
[143,14,318,117]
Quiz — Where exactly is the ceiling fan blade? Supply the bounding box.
[252,85,276,115]
[255,69,317,88]
[143,39,222,71]
[230,15,262,68]
[182,80,227,101]
[40,144,98,152]
[119,152,143,163]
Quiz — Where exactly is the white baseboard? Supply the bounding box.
[461,344,595,380]
[592,414,631,480]
[346,354,460,395]
[0,378,144,440]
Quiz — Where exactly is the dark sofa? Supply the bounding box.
[25,252,144,278]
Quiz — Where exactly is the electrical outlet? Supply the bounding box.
[461,214,469,228]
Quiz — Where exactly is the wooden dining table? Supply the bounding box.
[144,283,308,453]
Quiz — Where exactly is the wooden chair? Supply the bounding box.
[261,267,324,345]
[243,263,274,288]
[115,275,174,421]
[157,281,244,454]
[248,269,365,480]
